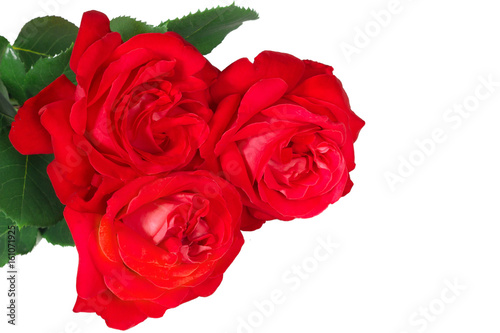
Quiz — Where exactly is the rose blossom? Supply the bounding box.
[66,171,243,330]
[9,10,218,209]
[201,51,364,230]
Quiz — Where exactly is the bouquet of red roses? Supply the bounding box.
[0,5,363,330]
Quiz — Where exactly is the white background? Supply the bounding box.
[1,0,500,332]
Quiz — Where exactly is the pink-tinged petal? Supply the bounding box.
[121,199,176,244]
[64,207,107,299]
[238,126,296,182]
[116,223,177,271]
[70,11,115,72]
[9,75,75,155]
[263,166,307,199]
[123,177,178,216]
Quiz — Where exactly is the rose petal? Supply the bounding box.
[71,11,115,71]
[64,208,107,299]
[9,75,75,154]
[74,291,147,330]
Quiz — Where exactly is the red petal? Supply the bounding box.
[70,11,115,72]
[258,168,348,219]
[215,78,288,155]
[189,275,223,298]
[151,288,190,308]
[133,301,167,318]
[211,57,259,102]
[200,93,241,163]
[112,32,206,76]
[73,291,148,330]
[211,231,244,276]
[9,75,75,154]
[240,206,266,231]
[253,51,305,92]
[73,31,122,97]
[64,207,107,299]
[292,74,365,140]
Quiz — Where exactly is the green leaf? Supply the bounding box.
[0,46,27,105]
[13,16,78,70]
[0,36,8,65]
[13,226,38,254]
[0,214,39,267]
[164,4,259,55]
[0,214,13,267]
[0,87,16,122]
[24,46,75,98]
[0,133,63,228]
[110,16,168,42]
[0,96,12,134]
[0,78,8,99]
[0,212,11,237]
[41,218,74,247]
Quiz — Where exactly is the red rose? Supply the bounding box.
[9,11,218,208]
[65,171,243,330]
[201,51,364,230]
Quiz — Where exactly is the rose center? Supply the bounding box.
[121,193,215,262]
